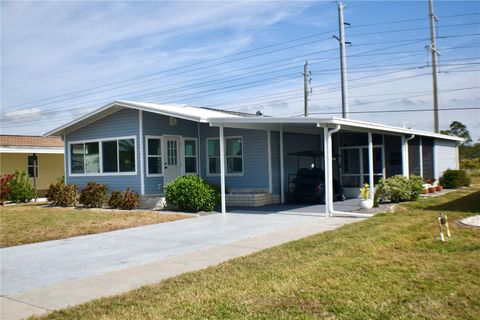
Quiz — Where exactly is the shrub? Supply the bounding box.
[440,169,471,189]
[0,174,14,204]
[374,175,425,206]
[360,183,369,200]
[407,175,425,200]
[46,177,78,207]
[8,170,36,203]
[121,188,139,210]
[79,181,108,208]
[165,175,220,212]
[107,189,139,210]
[108,190,123,209]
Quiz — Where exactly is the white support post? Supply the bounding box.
[63,134,67,184]
[368,131,374,200]
[139,110,145,195]
[419,137,424,177]
[402,135,415,177]
[219,125,226,214]
[267,130,273,194]
[280,125,285,203]
[323,127,330,218]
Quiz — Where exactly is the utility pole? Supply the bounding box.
[428,0,440,133]
[334,1,350,119]
[303,61,312,117]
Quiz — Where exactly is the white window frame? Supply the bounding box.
[182,137,198,175]
[68,135,137,177]
[145,135,164,177]
[206,136,244,177]
[27,155,39,178]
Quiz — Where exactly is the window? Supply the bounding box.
[119,139,135,172]
[226,138,242,174]
[207,139,220,174]
[102,140,118,172]
[70,137,135,175]
[184,139,197,174]
[28,155,38,178]
[207,137,243,175]
[147,137,162,175]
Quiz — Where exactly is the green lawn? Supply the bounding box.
[37,183,480,320]
[0,205,191,248]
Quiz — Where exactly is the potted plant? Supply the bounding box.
[359,183,373,209]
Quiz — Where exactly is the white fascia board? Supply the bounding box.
[208,116,463,142]
[0,147,64,154]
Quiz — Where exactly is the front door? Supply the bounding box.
[164,136,182,185]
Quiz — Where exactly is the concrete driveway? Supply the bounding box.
[1,204,364,319]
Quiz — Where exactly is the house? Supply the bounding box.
[0,135,64,196]
[45,100,462,215]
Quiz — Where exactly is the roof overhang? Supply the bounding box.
[208,116,464,142]
[45,100,239,137]
[0,146,64,154]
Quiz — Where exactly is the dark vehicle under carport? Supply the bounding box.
[287,151,346,204]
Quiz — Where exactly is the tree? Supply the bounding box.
[440,121,472,144]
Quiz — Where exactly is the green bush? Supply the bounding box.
[440,169,471,189]
[165,175,220,212]
[374,175,425,206]
[107,188,139,210]
[8,170,36,203]
[46,177,78,207]
[79,181,108,208]
[108,190,123,209]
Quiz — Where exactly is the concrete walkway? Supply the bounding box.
[1,209,364,320]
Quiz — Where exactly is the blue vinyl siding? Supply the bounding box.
[199,125,269,191]
[65,108,141,193]
[143,112,199,194]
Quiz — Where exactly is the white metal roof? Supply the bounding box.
[45,100,241,136]
[208,116,464,142]
[44,100,463,142]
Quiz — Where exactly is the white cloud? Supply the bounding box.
[4,107,41,122]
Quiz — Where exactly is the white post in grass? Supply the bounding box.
[323,127,330,218]
[368,131,374,200]
[219,125,226,214]
[280,125,285,204]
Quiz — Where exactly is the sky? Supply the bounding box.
[1,0,479,141]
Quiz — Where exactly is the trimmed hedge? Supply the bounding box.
[165,175,220,212]
[440,169,471,189]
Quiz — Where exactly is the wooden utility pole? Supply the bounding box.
[429,0,440,133]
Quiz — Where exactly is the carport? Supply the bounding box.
[209,116,462,217]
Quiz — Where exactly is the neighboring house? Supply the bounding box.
[0,135,64,196]
[46,100,462,214]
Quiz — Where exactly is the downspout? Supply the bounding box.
[325,124,373,218]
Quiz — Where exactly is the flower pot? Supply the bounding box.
[429,187,437,193]
[360,199,374,209]
[437,185,444,191]
[421,188,429,194]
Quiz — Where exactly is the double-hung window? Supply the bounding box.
[146,137,162,175]
[70,137,135,175]
[184,139,197,174]
[207,137,243,175]
[27,155,38,178]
